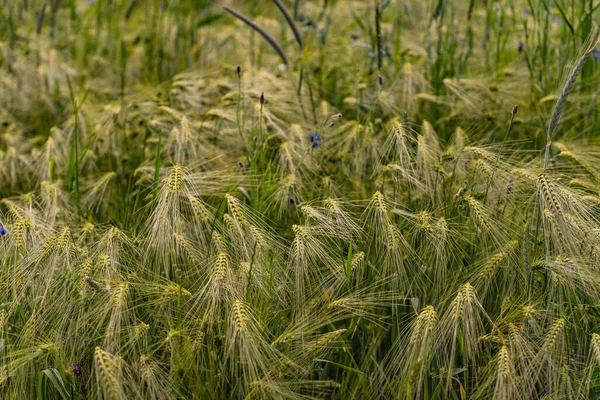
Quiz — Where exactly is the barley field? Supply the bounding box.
[2,0,600,399]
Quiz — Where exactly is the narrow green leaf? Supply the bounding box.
[553,0,574,36]
[41,369,71,400]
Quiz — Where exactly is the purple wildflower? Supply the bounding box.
[73,363,82,379]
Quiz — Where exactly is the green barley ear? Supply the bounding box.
[544,31,600,171]
[188,252,236,330]
[384,305,438,398]
[94,346,125,399]
[187,194,212,222]
[168,165,183,194]
[174,233,202,265]
[78,258,94,293]
[134,321,150,340]
[350,251,367,284]
[138,355,172,399]
[163,116,199,166]
[351,251,365,271]
[494,346,515,399]
[463,195,494,234]
[105,283,131,352]
[282,329,347,378]
[541,318,566,354]
[438,283,488,394]
[82,171,116,213]
[554,143,599,180]
[12,218,26,250]
[273,173,300,217]
[362,191,411,279]
[326,287,397,325]
[226,299,289,397]
[323,197,360,242]
[462,194,508,248]
[525,318,568,396]
[278,141,296,175]
[473,345,518,400]
[471,240,520,298]
[591,333,600,364]
[416,121,442,202]
[225,193,247,227]
[581,333,600,397]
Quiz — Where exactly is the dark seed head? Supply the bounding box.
[73,363,82,379]
[236,66,241,76]
[259,92,265,105]
[512,104,518,117]
[507,179,514,194]
[378,75,383,86]
[518,41,524,53]
[289,198,295,205]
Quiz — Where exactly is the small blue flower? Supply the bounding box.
[309,133,322,148]
[308,133,322,142]
[0,226,6,236]
[593,49,600,62]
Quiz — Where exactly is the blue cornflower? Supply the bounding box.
[0,226,6,236]
[309,133,322,148]
[308,133,322,142]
